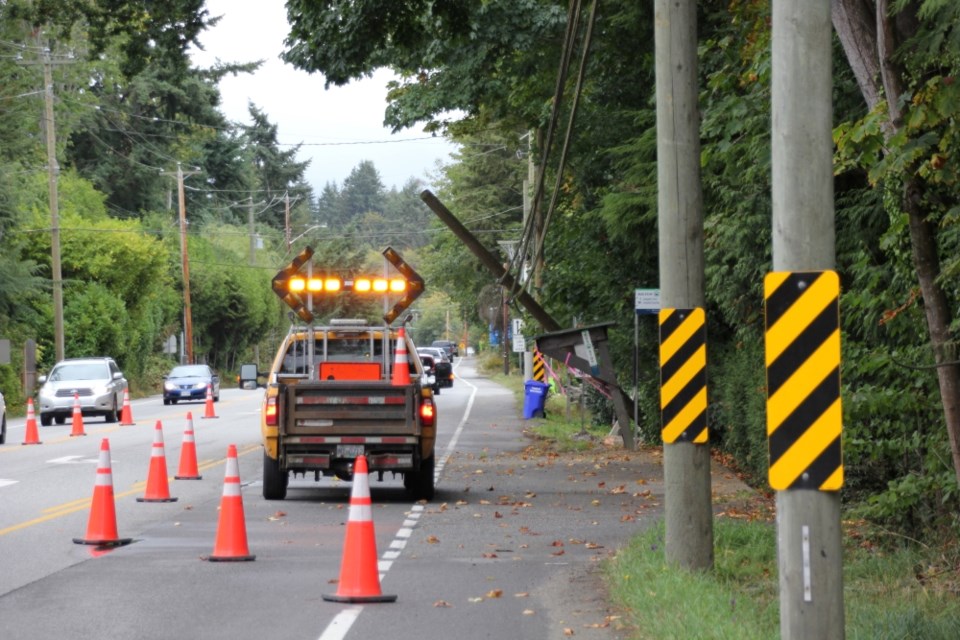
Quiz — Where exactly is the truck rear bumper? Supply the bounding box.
[282,435,418,472]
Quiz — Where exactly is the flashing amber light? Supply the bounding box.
[287,274,406,294]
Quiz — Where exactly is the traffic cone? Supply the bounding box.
[119,388,135,425]
[391,327,411,386]
[174,412,202,480]
[201,383,218,419]
[73,438,133,547]
[207,444,255,562]
[22,398,41,445]
[69,392,86,437]
[137,420,177,503]
[322,455,397,603]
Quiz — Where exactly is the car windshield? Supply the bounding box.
[169,365,210,378]
[50,363,110,382]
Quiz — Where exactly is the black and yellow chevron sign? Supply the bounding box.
[532,348,545,382]
[764,271,843,491]
[659,308,708,444]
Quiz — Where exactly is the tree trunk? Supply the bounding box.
[832,0,960,486]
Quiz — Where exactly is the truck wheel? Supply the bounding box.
[41,413,52,427]
[262,451,288,500]
[405,456,435,501]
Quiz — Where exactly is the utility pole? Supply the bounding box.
[284,192,291,251]
[21,33,73,362]
[248,196,256,264]
[771,2,844,637]
[162,164,200,364]
[654,0,713,571]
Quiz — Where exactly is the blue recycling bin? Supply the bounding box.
[523,380,550,419]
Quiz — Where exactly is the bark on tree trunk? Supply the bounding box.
[832,0,960,486]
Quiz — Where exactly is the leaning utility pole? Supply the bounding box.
[162,164,200,364]
[770,2,844,637]
[654,0,713,571]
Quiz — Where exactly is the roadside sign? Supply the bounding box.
[659,308,708,444]
[635,288,660,315]
[764,271,843,491]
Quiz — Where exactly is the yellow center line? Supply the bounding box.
[0,443,260,537]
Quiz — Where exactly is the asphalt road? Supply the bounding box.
[0,358,749,639]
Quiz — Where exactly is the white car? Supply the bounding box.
[0,390,6,444]
[37,357,127,426]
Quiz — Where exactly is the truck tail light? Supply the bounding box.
[265,396,278,426]
[419,397,435,427]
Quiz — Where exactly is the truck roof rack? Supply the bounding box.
[330,318,368,326]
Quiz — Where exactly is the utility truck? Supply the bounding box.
[243,247,436,501]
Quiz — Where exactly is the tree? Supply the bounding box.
[832,0,960,488]
[243,104,311,230]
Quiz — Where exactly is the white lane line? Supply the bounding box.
[0,479,18,489]
[318,606,363,640]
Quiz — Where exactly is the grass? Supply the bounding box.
[605,518,960,639]
[484,366,960,639]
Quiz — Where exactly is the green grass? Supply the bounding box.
[605,520,960,640]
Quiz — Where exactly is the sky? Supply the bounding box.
[189,0,459,192]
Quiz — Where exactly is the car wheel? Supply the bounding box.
[0,415,6,444]
[262,451,288,500]
[104,399,118,423]
[163,398,170,406]
[40,413,52,427]
[404,456,435,501]
[54,415,66,425]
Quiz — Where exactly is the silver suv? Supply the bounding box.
[37,357,127,426]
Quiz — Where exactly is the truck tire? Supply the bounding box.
[262,451,288,500]
[405,456,435,501]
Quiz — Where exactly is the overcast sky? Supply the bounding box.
[190,0,458,192]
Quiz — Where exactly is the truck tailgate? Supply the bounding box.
[282,381,419,436]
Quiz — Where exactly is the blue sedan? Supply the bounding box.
[162,364,220,405]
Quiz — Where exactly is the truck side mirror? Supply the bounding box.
[239,363,261,389]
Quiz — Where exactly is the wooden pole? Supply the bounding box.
[654,0,713,571]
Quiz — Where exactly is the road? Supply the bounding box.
[0,358,748,639]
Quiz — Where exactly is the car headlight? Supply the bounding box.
[164,381,177,391]
[38,386,54,400]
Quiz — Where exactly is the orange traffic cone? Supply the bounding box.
[391,327,411,386]
[69,392,86,437]
[322,455,397,603]
[201,383,218,419]
[74,438,133,547]
[119,388,135,425]
[22,398,41,445]
[207,444,255,562]
[174,412,202,480]
[137,420,177,503]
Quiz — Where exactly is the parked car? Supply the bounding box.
[163,364,220,405]
[0,390,6,444]
[418,347,454,388]
[37,357,127,426]
[431,339,459,358]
